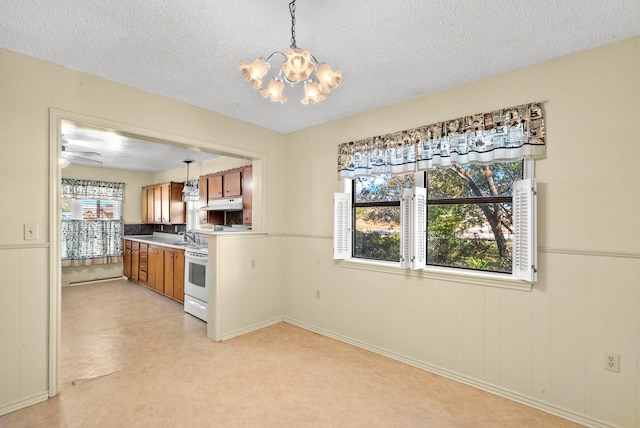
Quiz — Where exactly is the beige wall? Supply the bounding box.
[0,47,285,415]
[283,37,640,427]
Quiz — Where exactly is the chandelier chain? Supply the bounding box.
[289,0,297,49]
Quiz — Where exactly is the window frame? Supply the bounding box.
[334,160,536,290]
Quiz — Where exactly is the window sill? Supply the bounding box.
[337,258,533,292]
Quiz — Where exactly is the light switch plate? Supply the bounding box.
[24,223,38,240]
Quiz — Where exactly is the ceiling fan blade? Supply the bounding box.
[67,150,102,157]
[62,153,104,165]
[61,145,102,157]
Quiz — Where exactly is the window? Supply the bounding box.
[427,161,522,273]
[353,173,414,261]
[61,179,124,266]
[334,160,537,282]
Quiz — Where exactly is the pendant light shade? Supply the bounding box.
[260,78,286,103]
[239,58,270,89]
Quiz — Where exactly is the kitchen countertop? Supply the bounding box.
[124,234,206,251]
[124,229,258,251]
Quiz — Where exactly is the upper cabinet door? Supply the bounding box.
[153,184,163,223]
[223,171,242,197]
[208,175,223,199]
[159,183,170,223]
[242,167,252,225]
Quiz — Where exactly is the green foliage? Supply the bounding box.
[352,161,522,273]
[425,161,522,273]
[354,230,400,262]
[357,206,400,225]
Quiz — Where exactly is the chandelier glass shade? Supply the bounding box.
[239,0,341,104]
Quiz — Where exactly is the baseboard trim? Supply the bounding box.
[0,392,49,417]
[67,276,127,287]
[283,317,616,428]
[220,316,284,341]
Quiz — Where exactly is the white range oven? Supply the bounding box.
[184,248,209,322]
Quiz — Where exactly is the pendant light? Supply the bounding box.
[239,0,341,104]
[182,160,199,202]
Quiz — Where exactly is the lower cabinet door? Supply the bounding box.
[163,249,185,302]
[173,250,185,302]
[148,246,164,293]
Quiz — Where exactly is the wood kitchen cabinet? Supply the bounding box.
[242,166,252,226]
[138,243,148,285]
[123,240,132,278]
[198,165,252,226]
[126,240,185,303]
[198,176,208,224]
[164,248,185,302]
[131,241,140,282]
[208,175,223,199]
[223,170,242,197]
[142,181,185,224]
[147,245,164,293]
[142,186,154,223]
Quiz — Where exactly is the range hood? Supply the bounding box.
[200,197,243,211]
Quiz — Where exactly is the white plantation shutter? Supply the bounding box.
[513,178,537,282]
[413,187,427,269]
[400,187,427,270]
[400,189,412,268]
[333,193,352,260]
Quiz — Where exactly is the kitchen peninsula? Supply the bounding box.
[123,229,280,344]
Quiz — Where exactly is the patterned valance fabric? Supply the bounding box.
[337,102,545,177]
[61,179,124,200]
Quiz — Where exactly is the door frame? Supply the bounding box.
[48,108,265,395]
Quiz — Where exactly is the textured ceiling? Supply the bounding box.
[2,1,640,136]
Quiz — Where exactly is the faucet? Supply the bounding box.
[179,231,199,244]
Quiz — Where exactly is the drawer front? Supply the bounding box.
[140,243,148,251]
[125,240,132,249]
[138,271,148,282]
[140,252,148,262]
[139,261,148,272]
[132,241,140,250]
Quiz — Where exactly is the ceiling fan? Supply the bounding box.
[61,138,103,165]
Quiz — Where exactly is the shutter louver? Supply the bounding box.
[400,187,427,270]
[513,178,537,282]
[413,187,427,270]
[400,189,412,269]
[333,193,352,260]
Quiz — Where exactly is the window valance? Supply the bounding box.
[61,179,125,200]
[337,102,545,177]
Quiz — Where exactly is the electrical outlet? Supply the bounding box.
[604,352,620,372]
[315,289,321,300]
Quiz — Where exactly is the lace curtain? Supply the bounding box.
[61,179,124,267]
[337,102,545,177]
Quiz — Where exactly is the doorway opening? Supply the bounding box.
[49,109,265,395]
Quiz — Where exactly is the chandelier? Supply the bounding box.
[239,0,341,105]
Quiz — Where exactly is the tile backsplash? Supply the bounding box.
[124,223,186,236]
